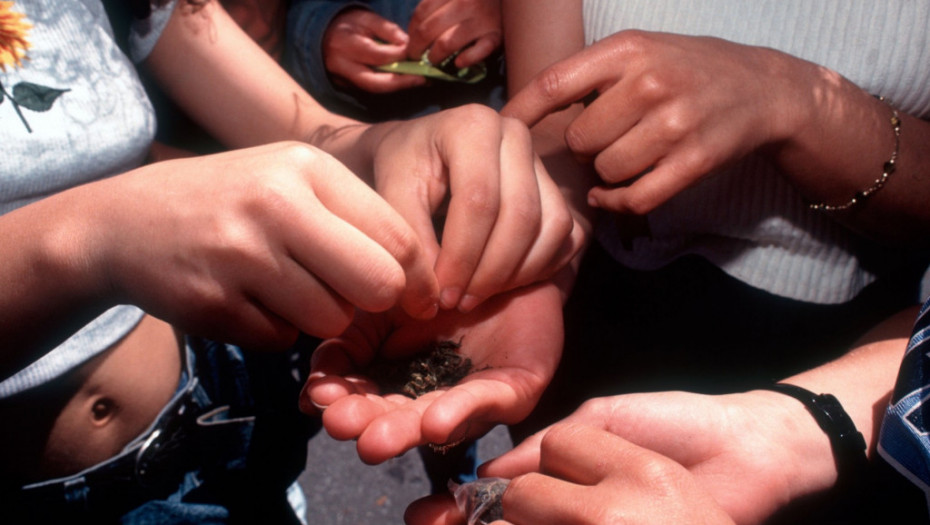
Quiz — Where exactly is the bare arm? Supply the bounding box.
[502,0,597,291]
[143,1,580,314]
[479,307,915,524]
[502,23,930,243]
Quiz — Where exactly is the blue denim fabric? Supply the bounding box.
[7,336,319,524]
[284,0,507,122]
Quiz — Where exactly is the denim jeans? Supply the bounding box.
[6,336,319,524]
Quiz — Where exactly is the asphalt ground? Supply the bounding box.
[299,424,514,525]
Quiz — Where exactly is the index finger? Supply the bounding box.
[501,45,615,127]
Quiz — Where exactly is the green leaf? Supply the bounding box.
[12,82,69,112]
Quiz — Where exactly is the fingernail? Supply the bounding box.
[458,294,482,313]
[440,287,462,309]
[428,421,472,454]
[417,300,439,319]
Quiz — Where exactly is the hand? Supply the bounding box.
[323,8,427,93]
[503,30,815,214]
[362,105,581,313]
[300,281,564,464]
[90,142,439,349]
[476,391,837,525]
[405,423,736,525]
[406,0,502,68]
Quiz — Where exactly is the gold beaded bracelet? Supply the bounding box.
[809,96,901,212]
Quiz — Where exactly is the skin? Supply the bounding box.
[0,0,579,362]
[0,0,576,484]
[301,279,565,465]
[404,307,915,525]
[501,0,930,242]
[150,1,579,315]
[406,0,502,67]
[323,8,428,93]
[402,1,929,522]
[323,0,502,92]
[407,424,736,525]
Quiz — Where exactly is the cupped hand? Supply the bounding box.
[95,142,439,349]
[479,391,837,525]
[503,30,815,214]
[323,8,427,92]
[405,423,736,525]
[300,281,564,464]
[406,0,502,68]
[365,104,581,313]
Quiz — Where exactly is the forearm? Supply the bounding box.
[781,305,917,456]
[144,0,373,172]
[752,306,916,500]
[0,186,116,372]
[503,0,596,299]
[759,49,930,242]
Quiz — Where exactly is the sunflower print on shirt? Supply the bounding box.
[0,1,68,133]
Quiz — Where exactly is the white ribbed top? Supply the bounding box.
[585,0,930,303]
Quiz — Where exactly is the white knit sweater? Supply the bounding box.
[585,0,930,303]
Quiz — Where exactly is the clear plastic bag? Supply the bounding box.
[449,477,510,525]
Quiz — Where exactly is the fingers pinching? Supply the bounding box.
[431,107,504,309]
[454,119,541,312]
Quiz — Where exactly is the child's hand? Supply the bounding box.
[405,424,736,525]
[363,105,581,313]
[85,142,440,349]
[300,282,564,464]
[406,0,502,69]
[323,8,428,92]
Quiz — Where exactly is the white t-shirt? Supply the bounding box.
[0,0,173,396]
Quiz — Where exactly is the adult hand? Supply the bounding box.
[300,282,563,464]
[323,8,427,92]
[503,30,816,214]
[87,142,439,349]
[405,423,736,525]
[362,105,581,313]
[406,0,502,68]
[475,391,838,525]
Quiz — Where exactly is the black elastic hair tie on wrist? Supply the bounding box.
[759,383,870,485]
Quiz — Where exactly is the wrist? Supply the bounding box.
[305,119,373,181]
[752,384,868,498]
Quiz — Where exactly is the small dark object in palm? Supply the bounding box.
[365,339,473,398]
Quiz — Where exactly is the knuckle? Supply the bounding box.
[532,66,572,107]
[278,140,328,166]
[637,457,689,496]
[616,28,653,53]
[564,121,595,154]
[679,146,716,177]
[656,107,696,141]
[463,184,500,218]
[631,69,669,102]
[450,103,500,127]
[381,223,421,268]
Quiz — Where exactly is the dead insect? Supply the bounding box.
[365,338,472,398]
